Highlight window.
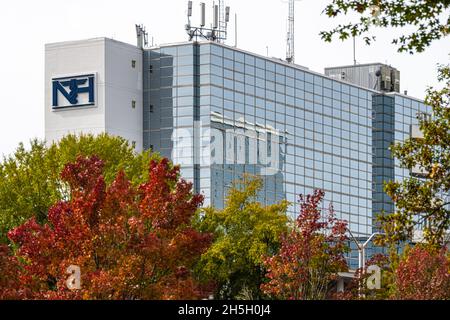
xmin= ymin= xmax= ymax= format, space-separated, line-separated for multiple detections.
xmin=132 ymin=141 xmax=136 ymax=148
xmin=132 ymin=100 xmax=136 ymax=109
xmin=150 ymin=105 xmax=154 ymax=113
xmin=131 ymin=60 xmax=136 ymax=68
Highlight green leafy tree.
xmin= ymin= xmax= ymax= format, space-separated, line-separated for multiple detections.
xmin=321 ymin=0 xmax=450 ymax=53
xmin=0 ymin=133 xmax=158 ymax=243
xmin=193 ymin=176 xmax=289 ymax=300
xmin=380 ymin=65 xmax=450 ymax=246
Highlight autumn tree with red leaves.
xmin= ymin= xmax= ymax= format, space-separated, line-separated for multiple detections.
xmin=0 ymin=244 xmax=27 ymax=299
xmin=394 ymin=245 xmax=450 ymax=300
xmin=261 ymin=190 xmax=349 ymax=300
xmin=335 ymin=246 xmax=450 ymax=300
xmin=1 ymin=156 xmax=212 ymax=300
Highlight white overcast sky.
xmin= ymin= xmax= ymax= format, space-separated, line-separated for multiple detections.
xmin=0 ymin=0 xmax=448 ymax=157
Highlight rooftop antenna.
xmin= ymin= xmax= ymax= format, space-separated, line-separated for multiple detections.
xmin=188 ymin=1 xmax=193 ymax=19
xmin=213 ymin=3 xmax=219 ymax=29
xmin=135 ymin=24 xmax=148 ymax=49
xmin=218 ymin=0 xmax=230 ymax=44
xmin=185 ymin=0 xmax=231 ymax=43
xmin=200 ymin=2 xmax=206 ymax=27
xmin=286 ymin=0 xmax=302 ymax=64
xmin=234 ymin=12 xmax=237 ymax=47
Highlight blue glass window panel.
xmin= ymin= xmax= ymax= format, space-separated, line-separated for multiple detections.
xmin=245 ymin=75 xmax=255 ymax=85
xmin=178 ymin=76 xmax=194 ymax=86
xmin=342 ymin=84 xmax=350 ymax=94
xmin=235 ymin=82 xmax=245 ymax=93
xmin=252 ymin=56 xmax=263 ymax=68
xmin=266 ymin=90 xmax=275 ymax=101
xmin=224 ymin=48 xmax=233 ymax=59
xmin=210 ymin=55 xmax=223 ymax=66
xmin=210 ymin=45 xmax=223 ymax=56
xmin=245 ymin=65 xmax=255 ymax=75
xmin=224 ymin=79 xmax=234 ymax=90
xmin=256 ymin=87 xmax=265 ymax=98
xmin=295 ymin=70 xmax=305 ymax=80
xmin=256 ymin=68 xmax=265 ymax=79
xmin=266 ymin=81 xmax=275 ymax=91
xmin=235 ymin=62 xmax=245 ymax=72
xmin=276 ymin=83 xmax=285 ymax=93
xmin=286 ymin=95 xmax=295 ymax=106
xmin=266 ymin=61 xmax=275 ymax=72
xmin=199 ymin=44 xmax=210 ymax=55
xmin=235 ymin=72 xmax=245 ymax=82
xmin=235 ymin=51 xmax=245 ymax=62
xmin=178 ymin=86 xmax=193 ymax=96
xmin=224 ymin=69 xmax=233 ymax=79
xmin=256 ymin=77 xmax=265 ymax=88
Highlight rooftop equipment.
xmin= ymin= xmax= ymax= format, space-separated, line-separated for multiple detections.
xmin=135 ymin=24 xmax=149 ymax=49
xmin=185 ymin=0 xmax=231 ymax=43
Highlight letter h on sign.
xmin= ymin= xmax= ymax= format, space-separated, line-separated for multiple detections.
xmin=52 ymin=74 xmax=95 ymax=109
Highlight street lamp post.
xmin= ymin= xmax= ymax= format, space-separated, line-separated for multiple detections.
xmin=346 ymin=229 xmax=384 ymax=296
xmin=348 ymin=229 xmax=382 ymax=271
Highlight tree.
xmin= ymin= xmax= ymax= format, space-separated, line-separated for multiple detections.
xmin=0 ymin=244 xmax=26 ymax=300
xmin=321 ymin=0 xmax=450 ymax=54
xmin=261 ymin=190 xmax=349 ymax=300
xmin=334 ymin=253 xmax=397 ymax=300
xmin=380 ymin=65 xmax=450 ymax=246
xmin=193 ymin=176 xmax=289 ymax=300
xmin=0 ymin=156 xmax=212 ymax=300
xmin=0 ymin=133 xmax=157 ymax=243
xmin=337 ymin=245 xmax=450 ymax=300
xmin=394 ymin=245 xmax=450 ymax=299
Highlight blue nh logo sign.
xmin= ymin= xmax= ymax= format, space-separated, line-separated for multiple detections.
xmin=52 ymin=74 xmax=95 ymax=109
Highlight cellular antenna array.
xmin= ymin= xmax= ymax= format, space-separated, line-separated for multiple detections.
xmin=135 ymin=24 xmax=149 ymax=49
xmin=185 ymin=1 xmax=231 ymax=43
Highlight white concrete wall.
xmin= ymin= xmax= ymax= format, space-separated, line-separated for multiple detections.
xmin=45 ymin=37 xmax=143 ymax=152
xmin=45 ymin=38 xmax=106 ymax=142
xmin=105 ymin=39 xmax=143 ymax=152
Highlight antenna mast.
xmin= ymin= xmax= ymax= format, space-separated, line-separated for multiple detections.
xmin=218 ymin=0 xmax=228 ymax=43
xmin=286 ymin=0 xmax=295 ymax=63
xmin=286 ymin=0 xmax=303 ymax=63
xmin=135 ymin=24 xmax=149 ymax=49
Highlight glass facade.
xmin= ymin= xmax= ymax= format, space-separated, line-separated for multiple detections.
xmin=144 ymin=42 xmax=379 ymax=239
xmin=144 ymin=45 xmax=199 ymax=192
xmin=143 ymin=41 xmax=433 ymax=265
xmin=393 ymin=95 xmax=430 ymax=182
xmin=372 ymin=94 xmax=396 ymax=226
xmin=372 ymin=94 xmax=430 ymax=226
xmin=143 ymin=42 xmax=435 ymax=267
